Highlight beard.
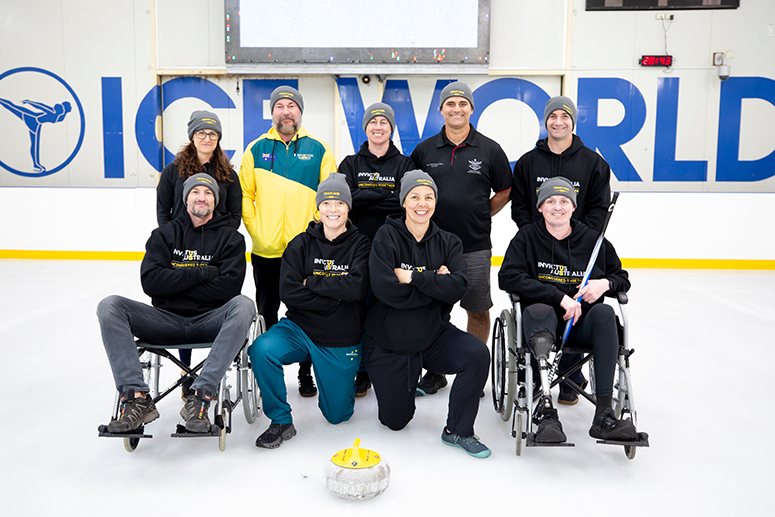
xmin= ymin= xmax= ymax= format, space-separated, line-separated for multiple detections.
xmin=189 ymin=202 xmax=213 ymax=219
xmin=273 ymin=114 xmax=301 ymax=136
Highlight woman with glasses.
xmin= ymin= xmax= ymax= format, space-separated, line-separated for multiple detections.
xmin=157 ymin=110 xmax=241 ymax=229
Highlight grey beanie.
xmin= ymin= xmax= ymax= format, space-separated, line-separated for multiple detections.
xmin=544 ymin=96 xmax=577 ymax=130
xmin=438 ymin=81 xmax=474 ymax=111
xmin=536 ymin=176 xmax=577 ymax=209
xmin=182 ymin=173 xmax=220 ymax=206
xmin=187 ymin=110 xmax=222 ymax=140
xmin=270 ymin=85 xmax=304 ymax=114
xmin=400 ymin=170 xmax=438 ymax=206
xmin=362 ymin=102 xmax=396 ymax=135
xmin=316 ymin=173 xmax=352 ymax=209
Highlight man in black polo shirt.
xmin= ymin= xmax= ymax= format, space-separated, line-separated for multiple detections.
xmin=410 ymin=82 xmax=512 ymax=395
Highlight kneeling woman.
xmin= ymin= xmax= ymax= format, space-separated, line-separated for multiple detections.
xmin=498 ymin=177 xmax=636 ymax=443
xmin=249 ymin=173 xmax=371 ymax=449
xmin=364 ymin=170 xmax=491 ymax=459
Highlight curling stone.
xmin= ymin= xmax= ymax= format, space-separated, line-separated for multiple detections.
xmin=324 ymin=438 xmax=390 ymax=500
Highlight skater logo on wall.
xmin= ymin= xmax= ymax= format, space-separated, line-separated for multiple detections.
xmin=0 ymin=67 xmax=85 ymax=178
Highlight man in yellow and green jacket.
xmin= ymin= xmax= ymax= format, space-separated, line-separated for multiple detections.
xmin=240 ymin=85 xmax=336 ymax=396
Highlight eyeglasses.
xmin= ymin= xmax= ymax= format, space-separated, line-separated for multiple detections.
xmin=194 ymin=130 xmax=219 ymax=141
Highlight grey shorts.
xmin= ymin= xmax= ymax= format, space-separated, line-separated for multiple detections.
xmin=460 ymin=249 xmax=493 ymax=313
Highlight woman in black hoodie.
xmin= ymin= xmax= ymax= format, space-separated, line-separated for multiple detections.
xmin=499 ymin=176 xmax=637 ymax=444
xmin=338 ymin=102 xmax=415 ymax=397
xmin=248 ymin=173 xmax=371 ymax=450
xmin=364 ymin=170 xmax=492 ymax=459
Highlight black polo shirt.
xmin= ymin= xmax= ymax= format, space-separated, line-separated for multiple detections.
xmin=410 ymin=124 xmax=512 ymax=253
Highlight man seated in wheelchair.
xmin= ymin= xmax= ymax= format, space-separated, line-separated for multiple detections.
xmin=248 ymin=174 xmax=371 ymax=449
xmin=498 ymin=177 xmax=637 ymax=443
xmin=97 ymin=173 xmax=256 ymax=434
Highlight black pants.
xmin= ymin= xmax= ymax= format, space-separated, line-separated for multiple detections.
xmin=522 ymin=303 xmax=618 ymax=397
xmin=364 ymin=324 xmax=490 ymax=437
xmin=251 ymin=254 xmax=282 ymax=329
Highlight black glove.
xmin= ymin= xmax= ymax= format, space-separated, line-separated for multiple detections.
xmin=199 ymin=265 xmax=220 ymax=282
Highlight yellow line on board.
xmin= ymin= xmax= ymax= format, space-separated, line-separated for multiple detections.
xmin=619 ymin=258 xmax=775 ymax=270
xmin=1 ymin=251 xmax=773 ymax=270
xmin=0 ymin=250 xmax=145 ymax=261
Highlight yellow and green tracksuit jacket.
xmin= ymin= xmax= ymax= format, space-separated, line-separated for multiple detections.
xmin=240 ymin=126 xmax=336 ymax=258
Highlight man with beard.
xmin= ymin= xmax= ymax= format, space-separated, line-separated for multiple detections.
xmin=97 ymin=173 xmax=255 ymax=434
xmin=240 ymin=85 xmax=336 ymax=397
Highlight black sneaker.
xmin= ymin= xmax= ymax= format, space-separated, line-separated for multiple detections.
xmin=558 ymin=380 xmax=588 ymax=406
xmin=416 ymin=372 xmax=447 ymax=396
xmin=355 ymin=371 xmax=371 ymax=398
xmin=180 ymin=388 xmax=213 ymax=433
xmin=589 ymin=408 xmax=638 ymax=441
xmin=108 ymin=390 xmax=159 ymax=433
xmin=534 ymin=414 xmax=567 ymax=443
xmin=255 ymin=423 xmax=297 ymax=449
xmin=298 ymin=372 xmax=317 ymax=397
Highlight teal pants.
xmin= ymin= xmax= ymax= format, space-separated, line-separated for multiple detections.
xmin=248 ymin=318 xmax=360 ymax=425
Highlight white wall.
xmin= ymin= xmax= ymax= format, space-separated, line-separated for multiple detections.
xmin=0 ymin=0 xmax=773 ymax=262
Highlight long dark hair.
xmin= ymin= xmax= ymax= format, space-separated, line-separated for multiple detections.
xmin=174 ymin=140 xmax=234 ymax=182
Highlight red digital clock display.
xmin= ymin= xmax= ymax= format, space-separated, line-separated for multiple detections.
xmin=640 ymin=55 xmax=673 ymax=67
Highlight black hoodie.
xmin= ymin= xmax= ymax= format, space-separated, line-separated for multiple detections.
xmin=498 ymin=219 xmax=629 ymax=319
xmin=280 ymin=220 xmax=371 ymax=348
xmin=511 ymin=135 xmax=611 ymax=232
xmin=365 ymin=214 xmax=468 ymax=353
xmin=140 ymin=212 xmax=246 ymax=317
xmin=338 ymin=140 xmax=415 ymax=240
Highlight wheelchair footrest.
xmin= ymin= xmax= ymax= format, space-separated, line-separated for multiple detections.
xmin=596 ymin=432 xmax=649 ymax=447
xmin=171 ymin=423 xmax=222 ymax=438
xmin=97 ymin=424 xmax=152 ymax=439
xmin=526 ymin=433 xmax=575 ymax=447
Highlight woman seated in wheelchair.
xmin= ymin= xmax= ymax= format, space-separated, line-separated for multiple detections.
xmin=248 ymin=173 xmax=371 ymax=449
xmin=498 ymin=177 xmax=637 ymax=444
xmin=363 ymin=170 xmax=492 ymax=459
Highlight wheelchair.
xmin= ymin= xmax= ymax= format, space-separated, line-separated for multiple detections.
xmin=98 ymin=316 xmax=265 ymax=452
xmin=491 ymin=293 xmax=648 ymax=459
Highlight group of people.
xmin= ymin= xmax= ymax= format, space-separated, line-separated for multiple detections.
xmin=97 ymin=81 xmax=637 ymax=459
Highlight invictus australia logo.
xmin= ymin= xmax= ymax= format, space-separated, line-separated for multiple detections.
xmin=400 ymin=263 xmax=430 ymax=273
xmin=0 ymin=67 xmax=85 ymax=178
xmin=313 ymin=257 xmax=350 ymax=277
xmin=173 ymin=248 xmax=213 ymax=262
xmin=358 ymin=171 xmax=395 ymax=182
xmin=536 ymin=261 xmax=584 ymax=285
xmin=467 ymin=159 xmax=482 ymax=174
xmin=357 ymin=171 xmax=396 ymax=187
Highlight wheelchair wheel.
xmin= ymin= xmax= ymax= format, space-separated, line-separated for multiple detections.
xmin=491 ymin=309 xmax=516 ymax=422
xmin=241 ymin=354 xmax=260 ymax=424
xmin=515 ymin=413 xmax=523 ymax=456
xmin=241 ymin=315 xmax=264 ymax=424
xmin=124 ymin=437 xmax=139 ymax=453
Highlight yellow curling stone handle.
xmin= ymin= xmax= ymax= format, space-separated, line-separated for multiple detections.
xmin=330 ymin=438 xmax=382 ymax=469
